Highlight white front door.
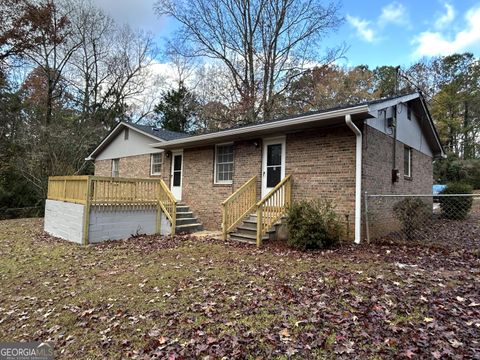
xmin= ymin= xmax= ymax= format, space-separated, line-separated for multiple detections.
xmin=261 ymin=137 xmax=286 ymax=198
xmin=170 ymin=150 xmax=183 ymax=201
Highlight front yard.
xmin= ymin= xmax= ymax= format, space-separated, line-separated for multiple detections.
xmin=0 ymin=218 xmax=479 ymax=358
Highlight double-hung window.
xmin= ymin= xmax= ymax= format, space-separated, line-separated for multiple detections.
xmin=404 ymin=146 xmax=412 ymax=178
xmin=215 ymin=144 xmax=234 ymax=184
xmin=151 ymin=153 xmax=163 ymax=175
xmin=112 ymin=159 xmax=119 ymax=177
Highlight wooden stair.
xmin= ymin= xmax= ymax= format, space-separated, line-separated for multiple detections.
xmin=228 ymin=213 xmax=273 ymax=244
xmin=175 ymin=203 xmax=203 ymax=234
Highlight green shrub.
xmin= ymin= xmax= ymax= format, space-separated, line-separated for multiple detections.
xmin=439 ymin=182 xmax=473 ymax=220
xmin=434 ymin=154 xmax=480 ymax=189
xmin=393 ymin=198 xmax=431 ymax=241
xmin=285 ymin=199 xmax=343 ymax=250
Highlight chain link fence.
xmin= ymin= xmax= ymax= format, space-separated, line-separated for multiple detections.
xmin=365 ymin=193 xmax=480 ymax=247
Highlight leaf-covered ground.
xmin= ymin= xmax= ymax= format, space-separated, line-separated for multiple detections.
xmin=0 ymin=218 xmax=479 ymax=359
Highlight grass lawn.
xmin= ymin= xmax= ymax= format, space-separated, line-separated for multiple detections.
xmin=0 ymin=218 xmax=479 ymax=359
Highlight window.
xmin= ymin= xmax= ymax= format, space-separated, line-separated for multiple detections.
xmin=124 ymin=128 xmax=129 ymax=140
xmin=404 ymin=146 xmax=412 ymax=178
xmin=112 ymin=159 xmax=119 ymax=177
xmin=215 ymin=143 xmax=234 ymax=184
xmin=151 ymin=153 xmax=163 ymax=175
xmin=407 ymin=104 xmax=412 ymax=120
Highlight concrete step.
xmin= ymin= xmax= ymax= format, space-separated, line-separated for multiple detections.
xmin=176 ymin=205 xmax=190 ymax=212
xmin=229 ymin=232 xmax=268 ymax=243
xmin=176 ymin=211 xmax=194 ymax=219
xmin=176 ymin=223 xmax=204 ymax=234
xmin=229 ymin=234 xmax=256 ymax=244
xmin=235 ymin=226 xmax=257 ymax=236
xmin=239 ymin=221 xmax=257 ymax=230
xmin=176 ymin=217 xmax=199 ymax=226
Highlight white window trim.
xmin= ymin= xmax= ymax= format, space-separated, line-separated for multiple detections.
xmin=150 ymin=152 xmax=163 ymax=176
xmin=404 ymin=146 xmax=412 ymax=178
xmin=261 ymin=136 xmax=286 ymax=198
xmin=214 ymin=142 xmax=234 ymax=185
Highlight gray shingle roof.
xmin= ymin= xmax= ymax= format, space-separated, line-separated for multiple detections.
xmin=128 ymin=122 xmax=190 ymax=141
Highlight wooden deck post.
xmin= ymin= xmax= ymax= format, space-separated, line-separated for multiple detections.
xmin=222 ymin=204 xmax=227 ymax=240
xmin=256 ymin=206 xmax=262 ymax=247
xmin=156 ymin=181 xmax=161 ymax=235
xmin=82 ymin=176 xmax=93 ymax=246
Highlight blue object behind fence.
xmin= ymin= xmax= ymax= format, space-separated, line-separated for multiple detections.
xmin=433 ymin=184 xmax=447 ymax=195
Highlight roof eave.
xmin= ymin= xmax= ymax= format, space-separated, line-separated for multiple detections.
xmin=418 ymin=96 xmax=445 ymax=158
xmin=368 ymin=92 xmax=445 ymax=159
xmin=153 ymin=104 xmax=370 ymax=150
xmin=86 ymin=121 xmax=164 ymax=160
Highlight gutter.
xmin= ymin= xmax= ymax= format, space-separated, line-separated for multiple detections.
xmin=153 ymin=105 xmax=370 ymax=149
xmin=345 ymin=114 xmax=362 ymax=245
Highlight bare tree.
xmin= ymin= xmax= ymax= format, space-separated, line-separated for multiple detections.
xmin=64 ymin=0 xmax=115 ymax=117
xmin=65 ymin=0 xmax=158 ymax=127
xmin=155 ymin=0 xmax=344 ymax=122
xmin=20 ymin=0 xmax=81 ymax=126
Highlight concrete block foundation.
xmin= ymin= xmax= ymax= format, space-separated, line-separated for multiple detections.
xmin=44 ymin=199 xmax=172 ymax=244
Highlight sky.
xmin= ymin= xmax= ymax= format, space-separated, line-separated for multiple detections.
xmin=92 ymin=0 xmax=480 ymax=68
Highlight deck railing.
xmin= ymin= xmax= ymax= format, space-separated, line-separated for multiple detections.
xmin=158 ymin=179 xmax=177 ymax=235
xmin=47 ymin=176 xmax=177 ymax=235
xmin=221 ymin=175 xmax=257 ymax=240
xmin=48 ymin=176 xmax=90 ymax=204
xmin=90 ymin=177 xmax=161 ymax=207
xmin=256 ymin=175 xmax=292 ymax=247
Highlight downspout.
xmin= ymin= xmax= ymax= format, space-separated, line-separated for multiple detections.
xmin=345 ymin=114 xmax=362 ymax=244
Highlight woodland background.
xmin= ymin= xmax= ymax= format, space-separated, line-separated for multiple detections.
xmin=0 ymin=0 xmax=479 ymax=218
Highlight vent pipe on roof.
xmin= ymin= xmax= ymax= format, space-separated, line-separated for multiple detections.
xmin=345 ymin=114 xmax=362 ymax=244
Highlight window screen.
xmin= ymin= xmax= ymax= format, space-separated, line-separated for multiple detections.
xmin=215 ymin=144 xmax=234 ymax=183
xmin=151 ymin=153 xmax=163 ymax=175
xmin=112 ymin=159 xmax=119 ymax=177
xmin=404 ymin=146 xmax=412 ymax=177
xmin=172 ymin=154 xmax=182 ymax=186
xmin=266 ymin=144 xmax=282 ymax=187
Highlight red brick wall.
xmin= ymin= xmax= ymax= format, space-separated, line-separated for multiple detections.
xmin=94 ymin=159 xmax=111 ymax=177
xmin=94 ymin=154 xmax=164 ymax=179
xmin=286 ymin=127 xmax=356 ymax=215
xmin=182 ymin=147 xmax=233 ymax=229
xmin=232 ymin=140 xmax=262 ymax=195
xmin=362 ymin=125 xmax=433 ymax=240
xmin=170 ymin=126 xmax=357 ymax=232
xmin=362 ymin=125 xmax=433 ymax=195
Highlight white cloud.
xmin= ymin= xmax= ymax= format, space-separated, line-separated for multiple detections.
xmin=434 ymin=2 xmax=455 ymax=29
xmin=91 ymin=0 xmax=167 ymax=34
xmin=346 ymin=15 xmax=376 ymax=43
xmin=347 ymin=2 xmax=409 ymax=43
xmin=412 ymin=6 xmax=480 ymax=57
xmin=379 ymin=2 xmax=409 ymax=27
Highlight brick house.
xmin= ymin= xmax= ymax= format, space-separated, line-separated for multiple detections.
xmin=87 ymin=92 xmax=444 ymax=244
xmin=87 ymin=121 xmax=189 ymax=178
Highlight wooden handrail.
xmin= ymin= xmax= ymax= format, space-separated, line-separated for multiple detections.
xmin=158 ymin=179 xmax=177 ymax=235
xmin=256 ymin=175 xmax=292 ymax=247
xmin=221 ymin=175 xmax=257 ymax=240
xmin=222 ymin=175 xmax=256 ymax=205
xmin=256 ymin=175 xmax=292 ymax=207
